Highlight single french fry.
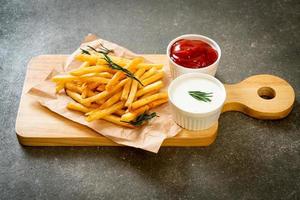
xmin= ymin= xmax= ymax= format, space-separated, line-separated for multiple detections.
xmin=75 ymin=54 xmax=98 ymax=65
xmin=136 ymin=81 xmax=163 ymax=98
xmin=96 ymin=58 xmax=108 ymax=65
xmin=81 ymin=91 xmax=107 ymax=106
xmin=97 ymin=86 xmax=123 ymax=105
xmin=81 ymin=79 xmax=128 ymax=106
xmin=139 ymin=89 xmax=160 ymax=99
xmin=52 ymin=75 xmax=78 ymax=82
xmin=66 ymin=90 xmax=83 ymax=103
xmin=141 ymin=70 xmax=164 ymax=87
xmin=80 ymin=77 xmax=110 ymax=84
xmin=125 ymin=68 xmax=146 ymax=107
xmin=70 ymin=65 xmax=111 ymax=76
xmin=103 ymin=115 xmax=135 ymax=128
xmin=96 ymin=55 xmax=130 ymax=67
xmin=109 ymin=56 xmax=131 ymax=67
xmin=137 ymin=63 xmax=163 ymax=70
xmin=114 ymin=109 xmax=126 ymax=116
xmin=100 ymin=92 xmax=122 ymax=109
xmin=105 ymin=71 xmax=124 ymax=92
xmin=65 ymin=82 xmax=83 ymax=94
xmin=148 ymin=98 xmax=168 ymax=108
xmin=96 ymin=72 xmax=113 ymax=78
xmin=121 ymin=79 xmax=132 ymax=101
xmin=131 ymin=92 xmax=168 ymax=110
xmin=105 ymin=57 xmax=144 ymax=91
xmin=140 ymin=67 xmax=157 ymax=80
xmin=79 ymin=61 xmax=90 ymax=68
xmin=82 ymin=72 xmax=113 ymax=79
xmin=107 ymin=77 xmax=129 ymax=94
xmin=85 ymin=101 xmax=124 ymax=122
xmin=81 ymin=85 xmax=88 ymax=98
xmin=126 ymin=98 xmax=167 ymax=120
xmin=125 ymin=81 xmax=138 ymax=107
xmin=121 ymin=105 xmax=150 ymax=122
xmin=67 ymin=102 xmax=92 ymax=113
xmin=55 ymin=82 xmax=65 ymax=93
xmin=58 ymin=76 xmax=107 ymax=87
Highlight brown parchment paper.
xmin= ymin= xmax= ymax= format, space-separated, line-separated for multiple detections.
xmin=28 ymin=34 xmax=181 ymax=153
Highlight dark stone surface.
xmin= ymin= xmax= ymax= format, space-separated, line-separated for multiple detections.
xmin=0 ymin=0 xmax=299 ymax=199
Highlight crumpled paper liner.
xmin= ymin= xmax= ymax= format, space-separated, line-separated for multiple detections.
xmin=28 ymin=34 xmax=181 ymax=153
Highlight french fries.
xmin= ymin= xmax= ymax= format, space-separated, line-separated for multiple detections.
xmin=137 ymin=63 xmax=163 ymax=70
xmin=100 ymin=92 xmax=122 ymax=109
xmin=52 ymin=48 xmax=168 ymax=128
xmin=75 ymin=54 xmax=98 ymax=65
xmin=67 ymin=102 xmax=92 ymax=113
xmin=131 ymin=92 xmax=168 ymax=110
xmin=140 ymin=67 xmax=157 ymax=80
xmin=114 ymin=109 xmax=126 ymax=116
xmin=103 ymin=115 xmax=134 ymax=128
xmin=86 ymin=101 xmax=124 ymax=122
xmin=105 ymin=57 xmax=143 ymax=92
xmin=121 ymin=79 xmax=132 ymax=101
xmin=141 ymin=70 xmax=164 ymax=87
xmin=70 ymin=65 xmax=112 ymax=76
xmin=66 ymin=90 xmax=83 ymax=103
xmin=56 ymin=82 xmax=65 ymax=93
xmin=121 ymin=105 xmax=150 ymax=122
xmin=65 ymin=82 xmax=83 ymax=93
xmin=125 ymin=68 xmax=145 ymax=107
xmin=136 ymin=81 xmax=163 ymax=98
xmin=96 ymin=84 xmax=106 ymax=92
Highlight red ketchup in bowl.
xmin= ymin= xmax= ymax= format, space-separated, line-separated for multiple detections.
xmin=170 ymin=39 xmax=218 ymax=68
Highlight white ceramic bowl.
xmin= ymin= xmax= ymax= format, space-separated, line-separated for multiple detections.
xmin=168 ymin=73 xmax=226 ymax=131
xmin=167 ymin=34 xmax=221 ymax=79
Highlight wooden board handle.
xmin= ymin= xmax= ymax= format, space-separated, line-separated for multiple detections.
xmin=223 ymin=74 xmax=295 ymax=119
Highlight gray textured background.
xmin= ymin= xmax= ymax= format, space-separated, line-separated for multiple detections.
xmin=1 ymin=0 xmax=300 ymax=199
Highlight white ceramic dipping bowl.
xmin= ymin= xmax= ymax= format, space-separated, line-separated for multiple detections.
xmin=167 ymin=34 xmax=221 ymax=79
xmin=168 ymin=73 xmax=226 ymax=131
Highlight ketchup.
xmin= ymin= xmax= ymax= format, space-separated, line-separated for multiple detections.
xmin=170 ymin=39 xmax=218 ymax=68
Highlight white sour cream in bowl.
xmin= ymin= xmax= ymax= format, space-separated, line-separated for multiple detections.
xmin=168 ymin=73 xmax=226 ymax=131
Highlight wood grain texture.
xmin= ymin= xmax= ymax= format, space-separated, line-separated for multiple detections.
xmin=223 ymin=74 xmax=295 ymax=119
xmin=15 ymin=55 xmax=294 ymax=147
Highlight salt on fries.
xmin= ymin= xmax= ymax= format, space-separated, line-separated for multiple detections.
xmin=52 ymin=45 xmax=167 ymax=128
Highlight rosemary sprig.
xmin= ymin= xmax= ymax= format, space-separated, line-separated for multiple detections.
xmin=102 ymin=53 xmax=144 ymax=86
xmin=122 ymin=112 xmax=158 ymax=127
xmin=80 ymin=48 xmax=91 ymax=55
xmin=188 ymin=91 xmax=213 ymax=102
xmin=85 ymin=45 xmax=143 ymax=86
xmin=99 ymin=43 xmax=114 ymax=53
xmin=87 ymin=45 xmax=112 ymax=55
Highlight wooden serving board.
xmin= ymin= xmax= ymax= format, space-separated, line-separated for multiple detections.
xmin=15 ymin=55 xmax=295 ymax=147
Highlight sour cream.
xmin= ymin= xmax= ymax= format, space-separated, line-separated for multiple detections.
xmin=168 ymin=73 xmax=226 ymax=130
xmin=170 ymin=77 xmax=225 ymax=113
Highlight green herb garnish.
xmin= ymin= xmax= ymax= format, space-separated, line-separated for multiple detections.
xmin=80 ymin=48 xmax=91 ymax=55
xmin=84 ymin=44 xmax=143 ymax=86
xmin=188 ymin=91 xmax=213 ymax=102
xmin=87 ymin=44 xmax=113 ymax=55
xmin=102 ymin=53 xmax=144 ymax=86
xmin=122 ymin=112 xmax=158 ymax=127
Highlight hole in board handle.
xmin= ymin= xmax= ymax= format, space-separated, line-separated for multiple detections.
xmin=257 ymin=87 xmax=276 ymax=100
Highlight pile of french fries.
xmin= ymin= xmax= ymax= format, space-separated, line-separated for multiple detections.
xmin=52 ymin=48 xmax=168 ymax=128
